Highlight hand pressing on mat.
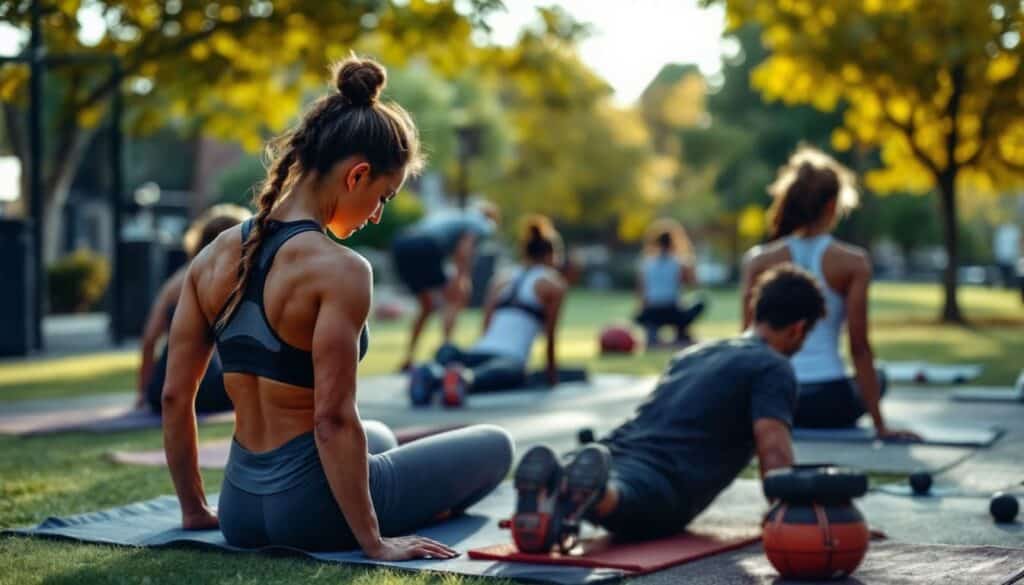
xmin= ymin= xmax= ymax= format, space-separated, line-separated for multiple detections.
xmin=366 ymin=535 xmax=459 ymax=561
xmin=182 ymin=505 xmax=219 ymax=531
xmin=876 ymin=426 xmax=923 ymax=443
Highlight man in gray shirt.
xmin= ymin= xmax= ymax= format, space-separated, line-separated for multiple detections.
xmin=392 ymin=202 xmax=500 ymax=371
xmin=512 ymin=265 xmax=826 ymax=549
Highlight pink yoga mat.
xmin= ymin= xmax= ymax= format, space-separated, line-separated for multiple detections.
xmin=468 ymin=529 xmax=761 ymax=574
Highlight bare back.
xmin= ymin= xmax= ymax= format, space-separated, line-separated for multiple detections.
xmin=181 ymin=224 xmax=371 ymax=452
xmin=742 ymin=237 xmax=870 ymax=329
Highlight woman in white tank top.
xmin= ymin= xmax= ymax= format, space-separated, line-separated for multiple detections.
xmin=407 ymin=216 xmax=569 ymax=406
xmin=634 ymin=218 xmax=706 ymax=348
xmin=741 ymin=147 xmax=919 ymax=441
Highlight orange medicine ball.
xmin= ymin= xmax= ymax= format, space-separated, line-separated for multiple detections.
xmin=762 ymin=500 xmax=870 ymax=580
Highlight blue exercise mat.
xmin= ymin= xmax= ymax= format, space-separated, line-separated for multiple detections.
xmin=5 ymin=484 xmax=621 ymax=585
xmin=792 ymin=423 xmax=1003 ymax=448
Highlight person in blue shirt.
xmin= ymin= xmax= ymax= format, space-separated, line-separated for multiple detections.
xmin=391 ymin=201 xmax=500 ymax=371
xmin=634 ymin=218 xmax=705 ymax=348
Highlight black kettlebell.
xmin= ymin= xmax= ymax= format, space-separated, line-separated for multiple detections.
xmin=990 ymin=492 xmax=1019 ymax=523
xmin=909 ymin=472 xmax=933 ymax=496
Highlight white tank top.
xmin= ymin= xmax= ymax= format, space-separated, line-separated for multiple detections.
xmin=786 ymin=235 xmax=847 ymax=383
xmin=641 ymin=254 xmax=682 ymax=306
xmin=472 ymin=266 xmax=552 ymax=364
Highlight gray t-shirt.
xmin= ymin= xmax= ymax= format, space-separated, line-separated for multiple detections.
xmin=411 ymin=209 xmax=495 ymax=256
xmin=602 ymin=334 xmax=797 ymax=523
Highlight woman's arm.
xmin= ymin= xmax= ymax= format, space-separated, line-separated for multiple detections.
xmin=540 ymin=276 xmax=567 ymax=385
xmin=162 ymin=265 xmax=217 ymax=530
xmin=479 ymin=273 xmax=506 ymax=334
xmin=634 ymin=263 xmax=645 ymax=311
xmin=312 ymin=256 xmax=454 ymax=561
xmin=681 ymin=260 xmax=698 ymax=288
xmin=137 ymin=270 xmax=185 ymax=408
xmin=739 ymin=249 xmax=762 ymax=330
xmin=845 ymin=254 xmax=920 ymax=441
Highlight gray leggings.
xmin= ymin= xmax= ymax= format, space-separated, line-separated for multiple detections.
xmin=218 ymin=422 xmax=514 ymax=551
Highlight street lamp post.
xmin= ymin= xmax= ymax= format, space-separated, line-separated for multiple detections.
xmin=455 ymin=123 xmax=482 ymax=209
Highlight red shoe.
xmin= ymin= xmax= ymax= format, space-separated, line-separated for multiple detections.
xmin=442 ymin=364 xmax=470 ymax=408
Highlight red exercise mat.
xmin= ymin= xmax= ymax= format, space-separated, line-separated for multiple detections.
xmin=468 ymin=529 xmax=761 ymax=574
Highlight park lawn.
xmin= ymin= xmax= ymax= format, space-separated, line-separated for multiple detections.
xmin=2 ymin=282 xmax=1019 ymax=403
xmin=0 ymin=283 xmax=1019 ymax=583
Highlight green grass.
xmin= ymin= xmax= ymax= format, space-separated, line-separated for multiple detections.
xmin=0 ymin=283 xmax=1020 ymax=583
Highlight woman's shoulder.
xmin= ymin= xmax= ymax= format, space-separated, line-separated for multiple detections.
xmin=743 ymin=240 xmax=789 ymax=267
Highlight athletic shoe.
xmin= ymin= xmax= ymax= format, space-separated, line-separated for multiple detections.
xmin=441 ymin=364 xmax=470 ymax=408
xmin=408 ymin=364 xmax=437 ymax=407
xmin=512 ymin=445 xmax=564 ymax=553
xmin=560 ymin=443 xmax=612 ymax=527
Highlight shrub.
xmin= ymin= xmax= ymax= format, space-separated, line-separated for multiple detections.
xmin=48 ymin=249 xmax=111 ymax=314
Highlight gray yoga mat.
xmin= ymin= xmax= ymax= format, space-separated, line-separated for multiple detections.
xmin=952 ymin=386 xmax=1024 ymax=404
xmin=793 ymin=441 xmax=974 ymax=475
xmin=3 ymin=484 xmax=620 ymax=585
xmin=792 ymin=423 xmax=1004 ymax=448
xmin=882 ymin=361 xmax=983 ymax=385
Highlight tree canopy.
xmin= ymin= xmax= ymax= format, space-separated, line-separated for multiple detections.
xmin=703 ymin=0 xmax=1024 ymax=321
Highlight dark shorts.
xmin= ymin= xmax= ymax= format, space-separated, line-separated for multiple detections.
xmin=794 ymin=370 xmax=888 ymax=429
xmin=596 ymin=455 xmax=684 ymax=540
xmin=392 ymin=234 xmax=447 ymax=294
xmin=634 ymin=299 xmax=706 ymax=329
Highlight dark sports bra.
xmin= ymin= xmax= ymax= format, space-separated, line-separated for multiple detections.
xmin=215 ymin=219 xmax=369 ymax=389
xmin=494 ymin=267 xmax=546 ymax=323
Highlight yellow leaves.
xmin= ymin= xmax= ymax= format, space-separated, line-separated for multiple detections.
xmin=997 ymin=121 xmax=1024 ymax=167
xmin=832 ymin=128 xmax=854 ymax=151
xmin=190 ymin=42 xmax=210 ymax=61
xmin=763 ymin=25 xmax=791 ymax=49
xmin=210 ymin=32 xmax=242 ymax=58
xmin=0 ymin=66 xmax=28 ymax=102
xmin=738 ymin=204 xmax=767 ymax=241
xmin=863 ymin=0 xmax=885 ymax=14
xmin=283 ymin=28 xmax=312 ymax=52
xmin=841 ymin=64 xmax=863 ymax=84
xmin=987 ymin=53 xmax=1019 ymax=83
xmin=220 ymin=5 xmax=243 ymax=23
xmin=885 ymin=96 xmax=913 ymax=124
xmin=77 ymin=103 xmax=105 ymax=128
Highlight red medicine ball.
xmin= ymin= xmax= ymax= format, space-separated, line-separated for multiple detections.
xmin=762 ymin=500 xmax=869 ymax=580
xmin=599 ymin=326 xmax=636 ymax=354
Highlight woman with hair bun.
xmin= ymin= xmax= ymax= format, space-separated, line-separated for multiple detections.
xmin=408 ymin=215 xmax=569 ymax=405
xmin=634 ymin=218 xmax=706 ymax=348
xmin=161 ymin=56 xmax=512 ymax=559
xmin=741 ymin=146 xmax=918 ymax=440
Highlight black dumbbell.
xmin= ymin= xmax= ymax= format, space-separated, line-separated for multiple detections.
xmin=909 ymin=472 xmax=933 ymax=496
xmin=990 ymin=492 xmax=1019 ymax=523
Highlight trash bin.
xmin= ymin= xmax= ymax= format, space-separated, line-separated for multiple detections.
xmin=0 ymin=219 xmax=36 ymax=356
xmin=117 ymin=239 xmax=168 ymax=338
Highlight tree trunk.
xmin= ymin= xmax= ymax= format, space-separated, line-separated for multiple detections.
xmin=41 ymin=126 xmax=94 ymax=264
xmin=936 ymin=173 xmax=964 ymax=323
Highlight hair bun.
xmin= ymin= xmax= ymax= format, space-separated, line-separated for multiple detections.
xmin=522 ymin=215 xmax=551 ymax=241
xmin=333 ymin=57 xmax=386 ymax=107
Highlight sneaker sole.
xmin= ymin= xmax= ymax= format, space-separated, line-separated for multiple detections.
xmin=442 ymin=368 xmax=466 ymax=407
xmin=562 ymin=444 xmax=611 ymax=524
xmin=512 ymin=446 xmax=561 ymax=553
